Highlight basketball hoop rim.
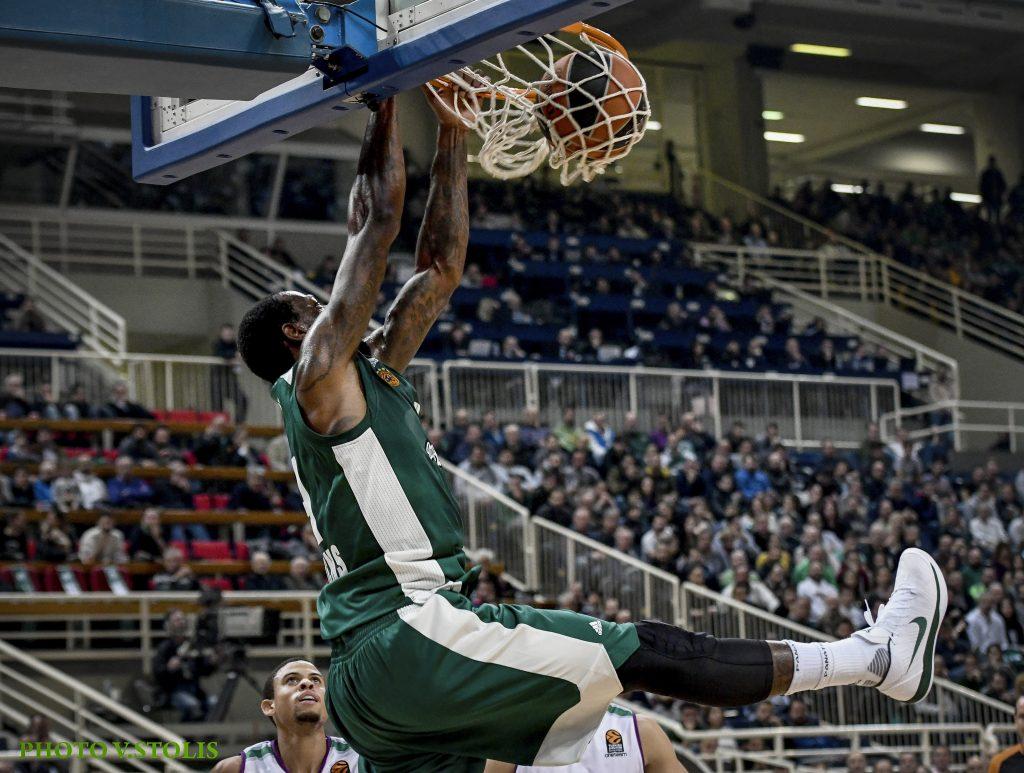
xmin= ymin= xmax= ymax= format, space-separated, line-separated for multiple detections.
xmin=428 ymin=22 xmax=632 ymax=104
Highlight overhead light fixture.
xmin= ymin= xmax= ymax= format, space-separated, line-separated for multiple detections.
xmin=647 ymin=120 xmax=663 ymax=131
xmin=831 ymin=183 xmax=863 ymax=194
xmin=856 ymin=97 xmax=907 ymax=110
xmin=762 ymin=110 xmax=784 ymax=121
xmin=763 ymin=131 xmax=805 ymax=143
xmin=920 ymin=123 xmax=965 ymax=135
xmin=789 ymin=43 xmax=851 ymax=57
xmin=950 ymin=192 xmax=981 ymax=204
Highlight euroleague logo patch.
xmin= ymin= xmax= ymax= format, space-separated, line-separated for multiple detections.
xmin=604 ymin=728 xmax=625 ymax=757
xmin=330 ymin=762 xmax=350 ymax=773
xmin=376 ymin=367 xmax=400 ymax=388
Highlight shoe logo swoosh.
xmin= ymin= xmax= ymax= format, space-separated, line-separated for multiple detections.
xmin=910 ymin=566 xmax=944 ymax=703
xmin=909 ymin=616 xmax=928 ymax=663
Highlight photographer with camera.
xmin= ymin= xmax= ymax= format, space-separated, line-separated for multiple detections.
xmin=152 ymin=608 xmax=217 ymax=721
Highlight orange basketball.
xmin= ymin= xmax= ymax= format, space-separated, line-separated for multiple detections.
xmin=537 ymin=49 xmax=648 ymax=160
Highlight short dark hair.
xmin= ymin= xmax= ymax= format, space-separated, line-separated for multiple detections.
xmin=237 ymin=294 xmax=299 ymax=383
xmin=261 ymin=657 xmax=308 ymax=725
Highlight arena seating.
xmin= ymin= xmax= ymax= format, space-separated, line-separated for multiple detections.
xmin=782 ymin=179 xmax=1024 ymax=317
xmin=0 ymin=291 xmax=77 ymax=350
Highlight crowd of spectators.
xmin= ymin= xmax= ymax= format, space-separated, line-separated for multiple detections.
xmin=779 ymin=157 xmax=1024 ymax=317
xmin=0 ymin=372 xmax=317 ymax=591
xmin=440 ymin=403 xmax=1024 ymax=725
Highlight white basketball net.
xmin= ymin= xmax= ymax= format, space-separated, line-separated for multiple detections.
xmin=426 ymin=24 xmax=650 ymax=185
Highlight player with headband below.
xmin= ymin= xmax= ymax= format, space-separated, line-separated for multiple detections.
xmin=235 ymin=84 xmax=948 ymax=772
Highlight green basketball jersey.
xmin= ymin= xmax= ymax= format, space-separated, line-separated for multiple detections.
xmin=271 ymin=344 xmax=473 ymax=640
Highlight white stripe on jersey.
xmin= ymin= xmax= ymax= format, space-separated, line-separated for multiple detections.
xmin=332 ymin=428 xmax=460 ymax=604
xmin=514 ymin=706 xmax=644 ymax=773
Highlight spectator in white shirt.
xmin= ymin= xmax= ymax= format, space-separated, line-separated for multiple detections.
xmin=78 ymin=512 xmax=127 ymax=564
xmin=583 ymin=412 xmax=614 ymax=466
xmin=965 ymin=591 xmax=1009 ymax=654
xmin=72 ymin=456 xmax=108 ymax=509
xmin=969 ymin=502 xmax=1008 ymax=551
xmin=796 ymin=561 xmax=838 ymax=623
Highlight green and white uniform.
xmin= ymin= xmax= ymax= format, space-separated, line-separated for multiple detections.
xmin=272 ymin=346 xmax=640 ymax=772
xmin=240 ymin=736 xmax=360 ymax=772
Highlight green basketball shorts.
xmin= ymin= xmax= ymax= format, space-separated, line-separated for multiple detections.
xmin=326 ymin=591 xmax=641 ymax=772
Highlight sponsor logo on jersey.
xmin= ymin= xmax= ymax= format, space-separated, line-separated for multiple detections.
xmin=330 ymin=762 xmax=350 ymax=773
xmin=425 ymin=441 xmax=439 ymax=465
xmin=376 ymin=367 xmax=400 ymax=388
xmin=605 ymin=729 xmax=625 ymax=757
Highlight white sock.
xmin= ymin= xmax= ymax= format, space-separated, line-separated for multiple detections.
xmin=782 ymin=637 xmax=887 ymax=694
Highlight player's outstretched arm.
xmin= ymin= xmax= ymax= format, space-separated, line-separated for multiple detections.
xmin=211 ymin=755 xmax=242 ymax=773
xmin=365 ymin=85 xmax=469 ymax=372
xmin=636 ymin=715 xmax=685 ymax=772
xmin=294 ymin=97 xmax=405 ymax=431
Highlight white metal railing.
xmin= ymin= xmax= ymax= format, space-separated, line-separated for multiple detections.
xmin=443 ymin=359 xmax=900 ymax=450
xmin=624 ymin=697 xmax=991 ymax=770
xmin=986 ymin=724 xmax=1017 ymax=757
xmin=693 ymin=168 xmax=1024 ymax=362
xmin=691 ymin=245 xmax=960 ymax=386
xmin=0 ymin=347 xmax=440 ymax=428
xmin=0 ymin=233 xmax=125 ymax=356
xmin=879 ymin=399 xmax=1024 ymax=452
xmin=0 ymin=205 xmax=345 ymax=279
xmin=684 ymin=724 xmax=986 ymax=770
xmin=216 ymin=231 xmax=328 ymax=301
xmin=441 ymin=456 xmax=536 ymax=590
xmin=680 ymin=582 xmax=1014 ymax=730
xmin=532 ymin=516 xmax=679 ymax=623
xmin=0 ymin=590 xmax=326 ymax=669
xmin=0 ymin=638 xmax=190 ymax=773
xmin=1 ymin=347 xmax=893 ymax=440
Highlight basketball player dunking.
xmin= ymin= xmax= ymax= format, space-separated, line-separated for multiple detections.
xmin=213 ymin=658 xmax=361 ymax=773
xmin=236 ymin=88 xmax=948 ymax=772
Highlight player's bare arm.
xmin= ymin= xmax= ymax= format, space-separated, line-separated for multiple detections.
xmin=364 ymin=85 xmax=470 ymax=372
xmin=636 ymin=715 xmax=685 ymax=772
xmin=292 ymin=97 xmax=406 ymax=434
xmin=211 ymin=756 xmax=242 ymax=773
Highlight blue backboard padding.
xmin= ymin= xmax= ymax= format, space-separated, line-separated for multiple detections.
xmin=131 ymin=0 xmax=637 ymax=184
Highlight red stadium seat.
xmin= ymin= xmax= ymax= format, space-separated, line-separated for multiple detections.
xmin=89 ymin=566 xmax=130 ymax=592
xmin=213 ymin=494 xmax=230 ymax=510
xmin=168 ymin=410 xmax=200 ymax=422
xmin=40 ymin=566 xmax=60 ymax=592
xmin=197 ymin=411 xmax=230 ymax=423
xmin=102 ymin=449 xmax=119 ymax=461
xmin=234 ymin=543 xmax=250 ymax=560
xmin=191 ymin=541 xmax=232 ymax=560
xmin=26 ymin=539 xmax=36 ymax=560
xmin=192 ymin=494 xmax=212 ymax=510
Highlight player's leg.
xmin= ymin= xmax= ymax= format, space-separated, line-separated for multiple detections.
xmin=617 ymin=548 xmax=947 ymax=706
xmin=327 ymin=590 xmax=639 ymax=769
xmin=327 ymin=548 xmax=945 ymax=770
